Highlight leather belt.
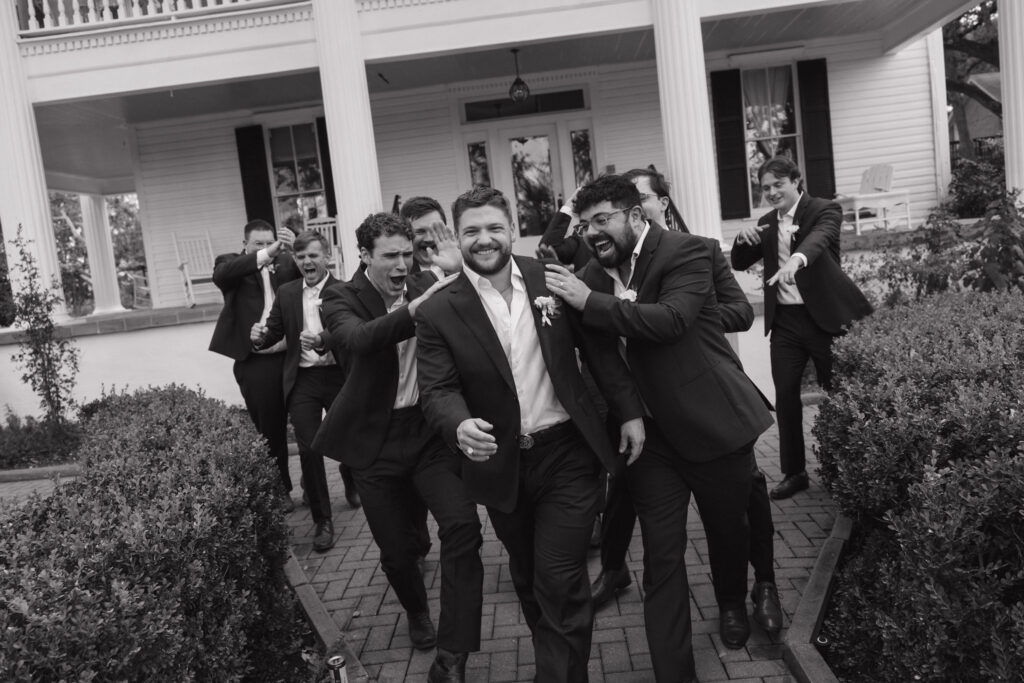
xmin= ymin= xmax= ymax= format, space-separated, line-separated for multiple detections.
xmin=518 ymin=420 xmax=576 ymax=450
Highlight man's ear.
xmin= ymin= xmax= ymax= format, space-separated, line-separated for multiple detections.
xmin=359 ymin=247 xmax=371 ymax=266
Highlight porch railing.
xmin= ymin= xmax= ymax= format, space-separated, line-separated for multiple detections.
xmin=14 ymin=0 xmax=306 ymax=36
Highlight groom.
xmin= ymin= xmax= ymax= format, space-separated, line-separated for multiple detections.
xmin=415 ymin=187 xmax=645 ymax=683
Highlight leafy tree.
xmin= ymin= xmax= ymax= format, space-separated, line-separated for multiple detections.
xmin=944 ymin=1 xmax=1000 ymax=161
xmin=7 ymin=225 xmax=80 ymax=423
xmin=50 ymin=191 xmax=93 ymax=316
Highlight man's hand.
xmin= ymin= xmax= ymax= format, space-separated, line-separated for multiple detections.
xmin=619 ymin=418 xmax=646 ymax=466
xmin=267 ymin=227 xmax=296 ymax=258
xmin=735 ymin=224 xmax=766 ymax=246
xmin=767 ymin=256 xmax=801 ymax=287
xmin=409 ymin=273 xmax=459 ymax=318
xmin=544 ymin=263 xmax=591 ymax=311
xmin=426 ymin=222 xmax=463 ymax=274
xmin=457 ymin=418 xmax=497 ymax=461
xmin=250 ymin=322 xmax=268 ymax=345
xmin=299 ymin=330 xmax=321 ymax=351
xmin=535 ymin=243 xmax=559 ymax=260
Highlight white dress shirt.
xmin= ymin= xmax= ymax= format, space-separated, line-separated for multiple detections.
xmin=388 ymin=289 xmax=420 ymax=409
xmin=464 ymin=260 xmax=570 ymax=435
xmin=775 ymin=199 xmax=805 ymax=305
xmin=299 ymin=276 xmax=334 ymax=368
xmin=254 ymin=248 xmax=286 ymax=354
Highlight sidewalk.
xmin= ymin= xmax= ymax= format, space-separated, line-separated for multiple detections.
xmin=286 ymin=406 xmax=833 ymax=682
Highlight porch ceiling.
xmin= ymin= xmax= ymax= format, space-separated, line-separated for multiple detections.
xmin=34 ymin=0 xmax=974 ymax=192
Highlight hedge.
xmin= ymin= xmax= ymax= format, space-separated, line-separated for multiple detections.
xmin=814 ymin=292 xmax=1024 ymax=682
xmin=0 ymin=385 xmax=298 ymax=682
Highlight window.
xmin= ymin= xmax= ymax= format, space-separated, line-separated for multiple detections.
xmin=268 ymin=123 xmax=327 ymax=234
xmin=742 ymin=66 xmax=800 ymax=211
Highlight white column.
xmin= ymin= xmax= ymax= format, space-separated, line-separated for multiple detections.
xmin=80 ymin=194 xmax=125 ymax=314
xmin=310 ymin=0 xmax=382 ymax=279
xmin=0 ymin=1 xmax=64 ymax=317
xmin=651 ymin=0 xmax=722 ymax=242
xmin=1000 ymin=0 xmax=1024 ymax=198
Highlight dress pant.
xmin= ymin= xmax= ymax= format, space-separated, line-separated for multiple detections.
xmin=351 ymin=405 xmax=483 ymax=653
xmin=627 ymin=420 xmax=752 ymax=683
xmin=486 ymin=426 xmax=601 ymax=683
xmin=288 ymin=364 xmax=344 ymax=525
xmin=233 ymin=352 xmax=291 ymax=491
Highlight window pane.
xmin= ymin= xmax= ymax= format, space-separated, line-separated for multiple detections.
xmin=742 ymin=66 xmax=794 ymax=140
xmin=570 ymin=129 xmax=594 ymax=187
xmin=293 ymin=124 xmax=322 ymax=192
xmin=468 ymin=142 xmax=491 ymax=188
xmin=509 ymin=135 xmax=554 ymax=237
xmin=277 ymin=196 xmax=302 ymax=235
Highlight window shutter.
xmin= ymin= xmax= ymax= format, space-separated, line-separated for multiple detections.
xmin=234 ymin=125 xmax=275 ymax=224
xmin=710 ymin=69 xmax=750 ymax=220
xmin=315 ymin=117 xmax=337 ymax=218
xmin=797 ymin=59 xmax=836 ymax=199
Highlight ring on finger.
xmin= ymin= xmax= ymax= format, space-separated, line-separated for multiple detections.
xmin=466 ymin=446 xmax=474 ymax=456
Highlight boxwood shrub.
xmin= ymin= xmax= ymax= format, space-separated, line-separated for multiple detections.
xmin=814 ymin=292 xmax=1024 ymax=682
xmin=0 ymin=385 xmax=298 ymax=682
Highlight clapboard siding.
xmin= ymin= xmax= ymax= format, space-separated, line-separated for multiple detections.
xmin=135 ymin=115 xmax=251 ymax=308
xmin=592 ymin=63 xmax=667 ymax=174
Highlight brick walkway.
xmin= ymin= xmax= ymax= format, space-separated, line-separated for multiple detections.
xmin=286 ymin=406 xmax=834 ymax=682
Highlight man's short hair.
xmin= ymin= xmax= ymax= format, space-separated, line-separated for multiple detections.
xmin=400 ymin=196 xmax=447 ymax=225
xmin=758 ymin=156 xmax=804 ymax=191
xmin=356 ymin=212 xmax=413 ymax=253
xmin=623 ymin=167 xmax=671 ymax=198
xmin=573 ymin=175 xmax=642 ymax=216
xmin=244 ymin=219 xmax=275 ymax=238
xmin=451 ymin=187 xmax=514 ymax=230
xmin=293 ymin=229 xmax=330 ymax=254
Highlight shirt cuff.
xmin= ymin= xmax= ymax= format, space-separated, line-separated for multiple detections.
xmin=793 ymin=252 xmax=808 ymax=268
xmin=256 ymin=248 xmax=271 ymax=268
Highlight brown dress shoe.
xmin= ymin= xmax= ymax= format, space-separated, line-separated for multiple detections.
xmin=428 ymin=648 xmax=468 ymax=683
xmin=750 ymin=581 xmax=783 ymax=635
xmin=591 ymin=566 xmax=631 ymax=608
xmin=770 ymin=471 xmax=809 ymax=500
xmin=312 ymin=520 xmax=335 ymax=552
xmin=407 ymin=610 xmax=437 ymax=650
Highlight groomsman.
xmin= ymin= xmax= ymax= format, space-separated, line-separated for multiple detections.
xmin=415 ymin=187 xmax=645 ymax=683
xmin=546 ymin=175 xmax=773 ymax=682
xmin=209 ymin=219 xmax=298 ymax=507
xmin=731 ymin=157 xmax=872 ymax=499
xmin=251 ymin=230 xmax=343 ymax=551
xmin=313 ymin=213 xmax=482 ymax=683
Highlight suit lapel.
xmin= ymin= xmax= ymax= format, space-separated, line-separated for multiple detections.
xmin=517 ymin=257 xmax=559 ymax=373
xmin=446 ymin=272 xmax=517 ymax=391
xmin=791 ymin=193 xmax=812 ymax=247
xmin=630 ymin=223 xmax=662 ymax=291
xmin=353 ymin=270 xmax=388 ymax=320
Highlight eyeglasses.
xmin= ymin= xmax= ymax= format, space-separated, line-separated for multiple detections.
xmin=638 ymin=193 xmax=660 ymax=202
xmin=575 ymin=207 xmax=637 ymax=234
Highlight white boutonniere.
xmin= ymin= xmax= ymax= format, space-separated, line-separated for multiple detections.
xmin=533 ymin=296 xmax=561 ymax=327
xmin=618 ymin=288 xmax=637 ymax=302
xmin=264 ymin=262 xmax=277 ymax=275
xmin=313 ymin=298 xmax=323 ymax=308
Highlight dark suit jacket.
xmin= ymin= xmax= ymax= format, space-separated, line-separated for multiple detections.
xmin=310 ymin=269 xmax=436 ymax=467
xmin=415 ymin=256 xmax=645 ymax=513
xmin=730 ymin=194 xmax=873 ymax=335
xmin=581 ymin=228 xmax=773 ymax=461
xmin=699 ymin=235 xmax=754 ymax=334
xmin=208 ymin=250 xmax=300 ymax=360
xmin=257 ymin=274 xmax=343 ymax=402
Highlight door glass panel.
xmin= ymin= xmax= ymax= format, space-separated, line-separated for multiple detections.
xmin=570 ymin=129 xmax=594 ymax=187
xmin=467 ymin=142 xmax=492 ymax=188
xmin=509 ymin=135 xmax=554 ymax=237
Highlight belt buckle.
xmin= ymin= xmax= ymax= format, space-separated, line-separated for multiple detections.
xmin=518 ymin=434 xmax=535 ymax=449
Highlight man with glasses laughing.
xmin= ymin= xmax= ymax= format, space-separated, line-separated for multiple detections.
xmin=545 ymin=174 xmax=773 ymax=683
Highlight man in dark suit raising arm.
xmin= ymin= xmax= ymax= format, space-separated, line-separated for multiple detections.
xmin=546 ymin=175 xmax=774 ymax=682
xmin=416 ymin=187 xmax=645 ymax=683
xmin=731 ymin=157 xmax=872 ymax=500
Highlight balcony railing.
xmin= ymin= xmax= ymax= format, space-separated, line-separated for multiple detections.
xmin=15 ymin=0 xmax=306 ymax=36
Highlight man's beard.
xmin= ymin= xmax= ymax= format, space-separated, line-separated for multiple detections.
xmin=587 ymin=231 xmax=636 ymax=268
xmin=463 ymin=243 xmax=512 ymax=275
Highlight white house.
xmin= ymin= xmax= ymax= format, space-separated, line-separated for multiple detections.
xmin=2 ymin=0 xmax=1022 ymax=415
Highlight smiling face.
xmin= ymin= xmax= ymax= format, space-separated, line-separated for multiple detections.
xmin=632 ymin=175 xmax=669 ymax=226
xmin=456 ymin=205 xmax=514 ymax=276
xmin=760 ymin=171 xmax=801 ymax=214
xmin=243 ymin=228 xmax=275 ymax=255
xmin=292 ymin=239 xmax=330 ymax=286
xmin=580 ymin=201 xmax=642 ymax=269
xmin=410 ymin=210 xmax=444 ymax=268
xmin=362 ymin=234 xmax=414 ymax=304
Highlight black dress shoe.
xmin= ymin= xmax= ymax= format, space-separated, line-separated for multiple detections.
xmin=416 ymin=554 xmax=428 ymax=577
xmin=428 ymin=648 xmax=468 ymax=683
xmin=339 ymin=463 xmax=361 ymax=509
xmin=719 ymin=606 xmax=750 ymax=649
xmin=770 ymin=471 xmax=809 ymax=500
xmin=312 ymin=520 xmax=335 ymax=552
xmin=750 ymin=581 xmax=783 ymax=635
xmin=591 ymin=566 xmax=631 ymax=608
xmin=407 ymin=610 xmax=437 ymax=650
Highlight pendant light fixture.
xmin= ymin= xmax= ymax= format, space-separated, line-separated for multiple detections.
xmin=508 ymin=48 xmax=530 ymax=104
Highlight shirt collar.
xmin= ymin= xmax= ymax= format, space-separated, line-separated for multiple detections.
xmin=603 ymin=221 xmax=651 ymax=287
xmin=303 ymin=275 xmax=329 ymax=296
xmin=463 ymin=257 xmax=523 ymax=296
xmin=778 ymin=194 xmax=803 ymax=223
